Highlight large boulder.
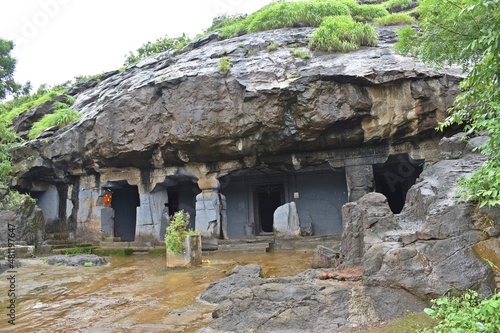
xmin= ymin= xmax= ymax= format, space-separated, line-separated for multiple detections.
xmin=359 ymin=149 xmax=496 ymax=300
xmin=0 ymin=193 xmax=44 ymax=247
xmin=273 ymin=202 xmax=301 ymax=238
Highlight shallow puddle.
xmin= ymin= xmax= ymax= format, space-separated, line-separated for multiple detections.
xmin=0 ymin=250 xmax=313 ymax=332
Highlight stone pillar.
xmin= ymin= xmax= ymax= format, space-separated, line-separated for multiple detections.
xmin=195 ymin=177 xmax=227 ymax=249
xmin=344 ymin=160 xmax=374 ymax=202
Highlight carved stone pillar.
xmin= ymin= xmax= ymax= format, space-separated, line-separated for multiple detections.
xmin=344 ymin=159 xmax=374 ymax=202
xmin=195 ymin=176 xmax=227 ymax=249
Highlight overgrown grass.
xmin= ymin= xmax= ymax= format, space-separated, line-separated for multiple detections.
xmin=290 ymin=48 xmax=311 ymax=59
xmin=384 ymin=0 xmax=413 ymax=13
xmin=310 ymin=15 xmax=377 ymax=52
xmin=0 ymin=87 xmax=67 ymax=124
xmin=348 ymin=3 xmax=389 ymax=21
xmin=267 ymin=42 xmax=278 ymax=52
xmin=375 ymin=12 xmax=415 ymax=26
xmin=28 ymin=108 xmax=81 ymax=139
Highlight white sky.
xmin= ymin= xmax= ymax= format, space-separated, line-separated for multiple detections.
xmin=0 ymin=0 xmax=273 ymax=90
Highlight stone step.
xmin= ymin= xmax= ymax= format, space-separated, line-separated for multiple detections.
xmin=50 ymin=243 xmax=93 ymax=250
xmin=217 ymin=241 xmax=271 ymax=253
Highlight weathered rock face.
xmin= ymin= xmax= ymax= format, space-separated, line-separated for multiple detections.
xmin=200 ymin=265 xmax=426 ymax=333
xmin=11 ymin=26 xmax=462 ymax=185
xmin=0 ymin=195 xmax=44 ymax=247
xmin=338 ymin=135 xmax=497 ymax=300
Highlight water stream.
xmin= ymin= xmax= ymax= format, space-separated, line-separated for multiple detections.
xmin=0 ymin=250 xmax=313 ymax=332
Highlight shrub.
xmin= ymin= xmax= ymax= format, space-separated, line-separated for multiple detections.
xmin=124 ymin=33 xmax=191 ymax=66
xmin=217 ymin=57 xmax=232 ymax=74
xmin=310 ymin=15 xmax=377 ymax=52
xmin=83 ymin=262 xmax=93 ymax=267
xmin=290 ymin=48 xmax=311 ymax=59
xmin=348 ymin=3 xmax=389 ymax=21
xmin=165 ymin=210 xmax=198 ymax=254
xmin=424 ymin=291 xmax=500 ymax=333
xmin=375 ymin=12 xmax=415 ymax=26
xmin=384 ymin=0 xmax=413 ymax=12
xmin=267 ymin=42 xmax=278 ymax=52
xmin=28 ymin=108 xmax=81 ymax=139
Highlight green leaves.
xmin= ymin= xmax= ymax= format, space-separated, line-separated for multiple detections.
xmin=424 ymin=291 xmax=500 ymax=333
xmin=0 ymin=39 xmax=19 ymax=101
xmin=395 ymin=0 xmax=500 ymax=207
xmin=165 ymin=210 xmax=198 ymax=254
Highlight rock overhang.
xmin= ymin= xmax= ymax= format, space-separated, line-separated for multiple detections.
xmin=11 ymin=26 xmax=464 ymax=185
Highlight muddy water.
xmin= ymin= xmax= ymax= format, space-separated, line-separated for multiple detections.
xmin=0 ymin=250 xmax=313 ymax=332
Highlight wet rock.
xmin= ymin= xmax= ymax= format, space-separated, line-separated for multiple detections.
xmin=42 ymin=254 xmax=107 ymax=266
xmin=311 ymin=245 xmax=340 ymax=269
xmin=273 ymin=202 xmax=301 ymax=238
xmin=202 ymin=269 xmax=426 ymax=333
xmin=199 ymin=264 xmax=265 ymax=304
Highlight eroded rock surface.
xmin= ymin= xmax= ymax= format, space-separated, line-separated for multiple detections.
xmin=42 ymin=254 xmax=107 ymax=266
xmin=337 ymin=134 xmax=497 ymax=300
xmin=199 ymin=264 xmax=426 ymax=333
xmin=11 ymin=26 xmax=462 ymax=184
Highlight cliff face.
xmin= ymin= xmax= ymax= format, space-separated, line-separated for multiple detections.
xmin=11 ymin=26 xmax=462 ymax=184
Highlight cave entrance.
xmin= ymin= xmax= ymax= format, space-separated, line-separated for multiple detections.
xmin=111 ymin=184 xmax=140 ymax=242
xmin=254 ymin=184 xmax=285 ymax=234
xmin=373 ymin=154 xmax=424 ymax=214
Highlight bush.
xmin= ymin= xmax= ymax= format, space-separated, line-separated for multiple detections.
xmin=165 ymin=210 xmax=198 ymax=254
xmin=375 ymin=12 xmax=415 ymax=25
xmin=290 ymin=48 xmax=311 ymax=59
xmin=348 ymin=3 xmax=389 ymax=21
xmin=424 ymin=291 xmax=500 ymax=333
xmin=28 ymin=108 xmax=81 ymax=139
xmin=267 ymin=42 xmax=278 ymax=52
xmin=217 ymin=57 xmax=232 ymax=74
xmin=310 ymin=15 xmax=377 ymax=52
xmin=384 ymin=0 xmax=413 ymax=12
xmin=124 ymin=33 xmax=191 ymax=66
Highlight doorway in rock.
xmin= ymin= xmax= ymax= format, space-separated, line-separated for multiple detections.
xmin=111 ymin=184 xmax=140 ymax=242
xmin=254 ymin=184 xmax=285 ymax=234
xmin=373 ymin=154 xmax=424 ymax=214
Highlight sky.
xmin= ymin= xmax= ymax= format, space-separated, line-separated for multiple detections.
xmin=0 ymin=0 xmax=274 ymax=90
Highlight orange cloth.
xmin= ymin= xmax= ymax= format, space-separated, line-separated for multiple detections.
xmin=103 ymin=193 xmax=112 ymax=206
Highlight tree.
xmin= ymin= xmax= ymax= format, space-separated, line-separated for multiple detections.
xmin=0 ymin=39 xmax=19 ymax=101
xmin=395 ymin=0 xmax=500 ymax=206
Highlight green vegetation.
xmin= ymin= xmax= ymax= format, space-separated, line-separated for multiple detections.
xmin=124 ymin=33 xmax=191 ymax=66
xmin=28 ymin=104 xmax=81 ymax=140
xmin=395 ymin=0 xmax=500 ymax=207
xmin=63 ymin=247 xmax=92 ymax=255
xmin=83 ymin=262 xmax=93 ymax=267
xmin=375 ymin=12 xmax=415 ymax=26
xmin=347 ymin=3 xmax=388 ymax=21
xmin=384 ymin=0 xmax=413 ymax=12
xmin=267 ymin=42 xmax=278 ymax=52
xmin=92 ymin=248 xmax=134 ymax=256
xmin=165 ymin=210 xmax=198 ymax=254
xmin=217 ymin=57 xmax=232 ymax=74
xmin=0 ymin=86 xmax=67 ymax=124
xmin=290 ymin=48 xmax=311 ymax=59
xmin=310 ymin=15 xmax=377 ymax=52
xmin=0 ymin=39 xmax=19 ymax=100
xmin=424 ymin=291 xmax=500 ymax=332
